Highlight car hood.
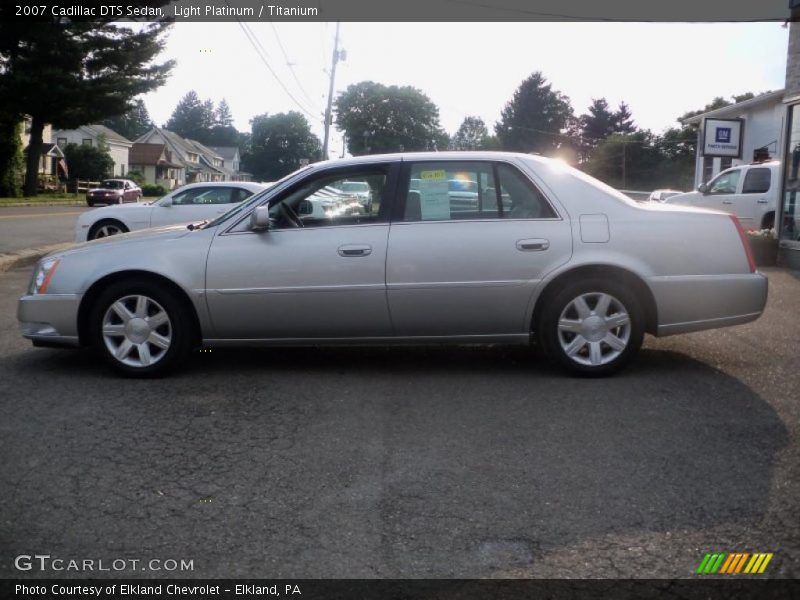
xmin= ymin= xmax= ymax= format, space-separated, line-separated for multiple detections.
xmin=663 ymin=191 xmax=701 ymax=205
xmin=88 ymin=187 xmax=124 ymax=193
xmin=51 ymin=224 xmax=193 ymax=258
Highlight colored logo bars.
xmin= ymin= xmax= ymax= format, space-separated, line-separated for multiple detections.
xmin=696 ymin=552 xmax=773 ymax=574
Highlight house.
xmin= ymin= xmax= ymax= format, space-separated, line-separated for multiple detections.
xmin=683 ymin=89 xmax=785 ymax=189
xmin=19 ymin=118 xmax=66 ymax=186
xmin=135 ymin=128 xmax=249 ymax=184
xmin=53 ymin=124 xmax=132 ymax=177
xmin=209 ymin=146 xmax=251 ymax=181
xmin=128 ymin=143 xmax=185 ymax=190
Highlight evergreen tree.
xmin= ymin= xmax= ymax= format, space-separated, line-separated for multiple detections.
xmin=613 ymin=102 xmax=636 ymax=134
xmin=0 ymin=5 xmax=174 ymax=195
xmin=216 ymin=99 xmax=234 ymax=128
xmin=494 ymin=72 xmax=574 ymax=155
xmin=0 ymin=116 xmax=24 ymax=197
xmin=102 ymin=98 xmax=153 ymax=141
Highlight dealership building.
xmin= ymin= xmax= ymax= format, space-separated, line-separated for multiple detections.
xmin=780 ymin=2 xmax=800 ymax=268
xmin=685 ymin=90 xmax=784 ymax=189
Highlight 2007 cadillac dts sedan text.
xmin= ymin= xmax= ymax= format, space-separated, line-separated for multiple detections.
xmin=18 ymin=152 xmax=767 ymax=377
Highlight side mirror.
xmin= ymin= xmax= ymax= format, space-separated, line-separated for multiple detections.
xmin=161 ymin=196 xmax=173 ymax=207
xmin=697 ymin=183 xmax=708 ymax=194
xmin=250 ymin=206 xmax=271 ymax=231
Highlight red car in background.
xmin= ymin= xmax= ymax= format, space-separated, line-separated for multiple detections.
xmin=86 ymin=179 xmax=142 ymax=206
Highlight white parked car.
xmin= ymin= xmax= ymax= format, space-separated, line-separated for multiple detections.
xmin=75 ymin=181 xmax=269 ymax=241
xmin=665 ymin=161 xmax=779 ymax=230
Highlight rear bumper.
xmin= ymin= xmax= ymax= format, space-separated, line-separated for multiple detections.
xmin=18 ymin=293 xmax=82 ymax=347
xmin=650 ymin=272 xmax=768 ymax=336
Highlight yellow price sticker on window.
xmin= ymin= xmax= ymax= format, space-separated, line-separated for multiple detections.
xmin=420 ymin=170 xmax=447 ymax=181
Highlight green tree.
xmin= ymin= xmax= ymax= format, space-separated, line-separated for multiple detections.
xmin=578 ymin=98 xmax=616 ymax=161
xmin=334 ymin=81 xmax=448 ymax=155
xmin=0 ymin=6 xmax=173 ymax=196
xmin=102 ymin=98 xmax=154 ymax=141
xmin=613 ymin=102 xmax=636 ymax=134
xmin=494 ymin=72 xmax=574 ymax=155
xmin=451 ymin=116 xmax=489 ymax=150
xmin=0 ymin=116 xmax=24 ymax=197
xmin=244 ymin=112 xmax=321 ymax=181
xmin=585 ymin=131 xmax=664 ymax=190
xmin=216 ymin=99 xmax=234 ymax=127
xmin=63 ymin=143 xmax=114 ymax=181
xmin=165 ymin=91 xmax=215 ymax=141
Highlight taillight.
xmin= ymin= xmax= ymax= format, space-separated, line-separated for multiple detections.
xmin=730 ymin=215 xmax=756 ymax=273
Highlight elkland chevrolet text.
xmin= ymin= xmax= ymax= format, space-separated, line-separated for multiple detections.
xmin=18 ymin=152 xmax=768 ymax=377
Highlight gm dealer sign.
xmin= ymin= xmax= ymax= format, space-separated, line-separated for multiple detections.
xmin=702 ymin=118 xmax=743 ymax=157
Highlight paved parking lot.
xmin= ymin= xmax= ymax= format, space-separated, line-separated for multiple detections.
xmin=0 ymin=267 xmax=798 ymax=578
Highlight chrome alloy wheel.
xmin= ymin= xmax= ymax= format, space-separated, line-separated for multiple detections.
xmin=101 ymin=295 xmax=172 ymax=368
xmin=93 ymin=223 xmax=124 ymax=238
xmin=557 ymin=292 xmax=631 ymax=367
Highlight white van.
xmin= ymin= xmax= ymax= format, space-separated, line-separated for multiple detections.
xmin=665 ymin=161 xmax=780 ymax=230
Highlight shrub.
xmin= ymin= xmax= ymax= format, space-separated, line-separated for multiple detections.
xmin=141 ymin=184 xmax=167 ymax=197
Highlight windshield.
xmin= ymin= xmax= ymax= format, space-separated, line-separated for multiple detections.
xmin=202 ymin=165 xmax=314 ymax=229
xmin=100 ymin=180 xmax=124 ymax=189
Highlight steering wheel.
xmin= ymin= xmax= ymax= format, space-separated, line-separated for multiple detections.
xmin=278 ymin=202 xmax=303 ymax=228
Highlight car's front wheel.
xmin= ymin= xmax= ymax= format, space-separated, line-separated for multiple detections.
xmin=89 ymin=279 xmax=192 ymax=377
xmin=538 ymin=279 xmax=644 ymax=376
xmin=88 ymin=219 xmax=128 ymax=240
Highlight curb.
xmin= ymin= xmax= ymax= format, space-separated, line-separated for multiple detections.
xmin=0 ymin=242 xmax=75 ymax=273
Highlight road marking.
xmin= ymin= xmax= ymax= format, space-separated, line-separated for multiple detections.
xmin=0 ymin=211 xmax=83 ymax=220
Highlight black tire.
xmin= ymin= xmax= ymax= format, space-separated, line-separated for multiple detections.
xmin=88 ymin=219 xmax=128 ymax=240
xmin=538 ymin=278 xmax=644 ymax=377
xmin=86 ymin=201 xmax=94 ymax=207
xmin=88 ymin=278 xmax=193 ymax=377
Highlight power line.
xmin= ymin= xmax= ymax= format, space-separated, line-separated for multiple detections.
xmin=269 ymin=21 xmax=322 ymax=111
xmin=224 ymin=0 xmax=320 ymax=122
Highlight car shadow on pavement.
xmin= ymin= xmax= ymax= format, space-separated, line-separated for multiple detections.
xmin=4 ymin=345 xmax=790 ymax=577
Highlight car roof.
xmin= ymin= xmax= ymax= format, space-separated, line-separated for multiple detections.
xmin=177 ymin=181 xmax=267 ymax=189
xmin=309 ymin=151 xmax=549 ymax=168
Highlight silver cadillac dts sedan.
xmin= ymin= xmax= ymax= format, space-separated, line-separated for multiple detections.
xmin=18 ymin=152 xmax=767 ymax=377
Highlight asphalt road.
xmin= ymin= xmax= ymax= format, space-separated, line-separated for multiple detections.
xmin=0 ymin=267 xmax=798 ymax=579
xmin=0 ymin=206 xmax=90 ymax=254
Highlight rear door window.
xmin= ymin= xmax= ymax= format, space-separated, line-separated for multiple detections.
xmin=742 ymin=168 xmax=771 ymax=194
xmin=402 ymin=161 xmax=555 ymax=221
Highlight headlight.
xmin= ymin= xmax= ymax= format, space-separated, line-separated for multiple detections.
xmin=29 ymin=257 xmax=61 ymax=295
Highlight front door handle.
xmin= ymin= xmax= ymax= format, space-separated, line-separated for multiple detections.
xmin=721 ymin=200 xmax=733 ymax=205
xmin=338 ymin=244 xmax=372 ymax=257
xmin=516 ymin=238 xmax=550 ymax=251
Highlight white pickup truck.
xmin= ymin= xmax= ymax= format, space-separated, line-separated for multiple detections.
xmin=665 ymin=160 xmax=780 ymax=231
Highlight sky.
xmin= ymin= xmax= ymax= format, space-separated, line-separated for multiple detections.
xmin=140 ymin=22 xmax=789 ymax=159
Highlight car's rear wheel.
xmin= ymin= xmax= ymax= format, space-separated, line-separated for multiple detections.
xmin=538 ymin=279 xmax=644 ymax=376
xmin=88 ymin=220 xmax=128 ymax=240
xmin=89 ymin=279 xmax=192 ymax=377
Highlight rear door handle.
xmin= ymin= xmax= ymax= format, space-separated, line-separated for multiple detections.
xmin=338 ymin=244 xmax=372 ymax=257
xmin=516 ymin=238 xmax=550 ymax=251
xmin=722 ymin=200 xmax=733 ymax=205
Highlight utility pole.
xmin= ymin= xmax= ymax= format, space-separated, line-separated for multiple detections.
xmin=322 ymin=22 xmax=342 ymax=161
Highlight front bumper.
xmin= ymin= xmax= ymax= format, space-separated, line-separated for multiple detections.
xmin=651 ymin=272 xmax=768 ymax=336
xmin=18 ymin=293 xmax=82 ymax=347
